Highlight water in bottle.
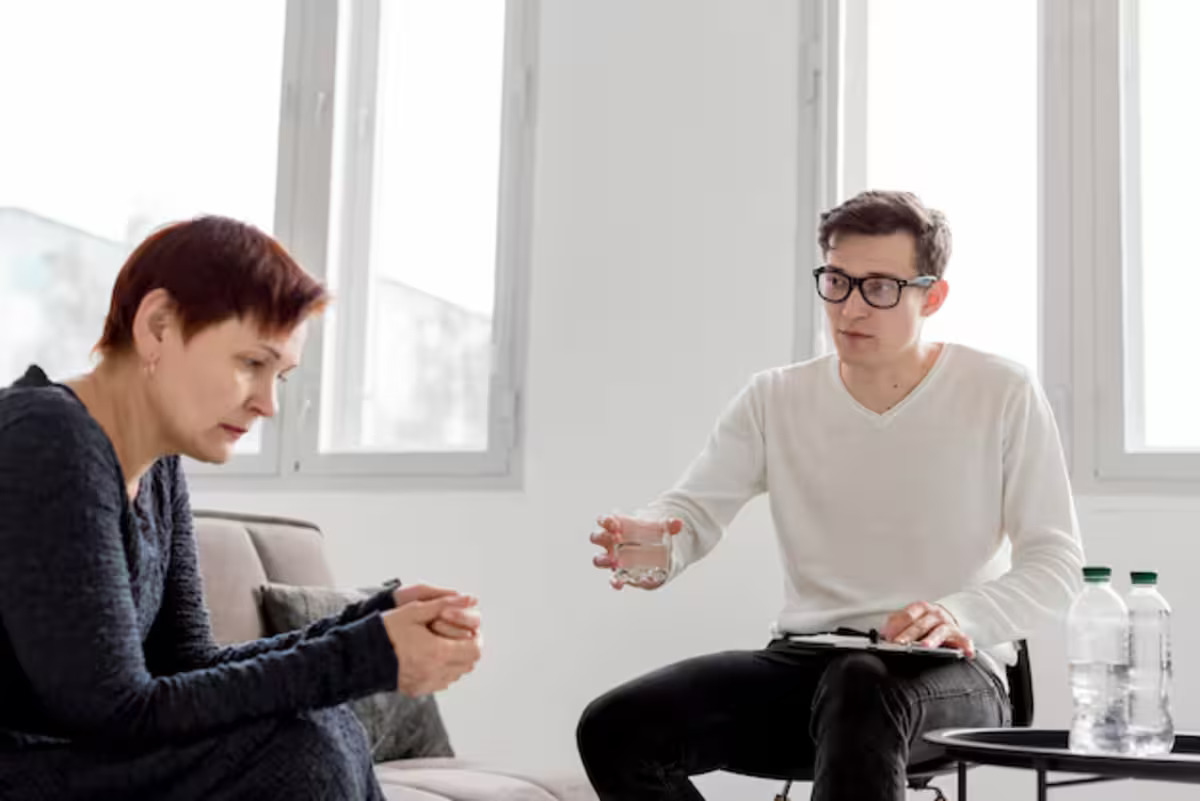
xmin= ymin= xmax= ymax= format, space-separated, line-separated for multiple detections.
xmin=1067 ymin=566 xmax=1130 ymax=755
xmin=1127 ymin=571 xmax=1174 ymax=755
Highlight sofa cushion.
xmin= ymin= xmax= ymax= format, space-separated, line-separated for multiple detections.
xmin=193 ymin=518 xmax=271 ymax=644
xmin=244 ymin=520 xmax=335 ymax=586
xmin=376 ymin=761 xmax=557 ymax=801
xmin=380 ymin=785 xmax=454 ymax=801
xmin=258 ymin=582 xmax=454 ymax=763
xmin=376 ymin=759 xmax=598 ymax=801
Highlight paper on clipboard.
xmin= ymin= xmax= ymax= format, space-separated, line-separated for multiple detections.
xmin=783 ymin=632 xmax=966 ymax=660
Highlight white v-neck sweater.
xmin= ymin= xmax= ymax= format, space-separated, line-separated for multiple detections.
xmin=647 ymin=344 xmax=1084 ymax=669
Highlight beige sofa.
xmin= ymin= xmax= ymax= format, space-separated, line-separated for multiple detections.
xmin=193 ymin=510 xmax=597 ymax=801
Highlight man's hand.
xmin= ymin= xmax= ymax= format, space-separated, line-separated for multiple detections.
xmin=880 ymin=601 xmax=976 ymax=659
xmin=393 ymin=583 xmax=481 ymax=640
xmin=589 ymin=514 xmax=684 ymax=590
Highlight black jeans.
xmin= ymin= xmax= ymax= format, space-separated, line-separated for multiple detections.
xmin=577 ymin=640 xmax=1011 ymax=801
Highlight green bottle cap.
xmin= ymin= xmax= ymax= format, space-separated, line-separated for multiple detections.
xmin=1082 ymin=566 xmax=1112 ymax=582
xmin=1131 ymin=571 xmax=1158 ymax=585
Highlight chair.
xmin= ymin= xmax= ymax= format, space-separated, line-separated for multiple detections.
xmin=750 ymin=641 xmax=1035 ymax=801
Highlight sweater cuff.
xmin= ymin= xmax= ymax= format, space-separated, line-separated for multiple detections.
xmin=360 ymin=580 xmax=400 ymax=616
xmin=355 ymin=613 xmax=400 ymax=694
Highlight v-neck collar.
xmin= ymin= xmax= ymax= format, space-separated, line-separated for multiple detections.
xmin=830 ymin=343 xmax=953 ymax=427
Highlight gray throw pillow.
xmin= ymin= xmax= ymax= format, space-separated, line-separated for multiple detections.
xmin=257 ymin=582 xmax=454 ymax=762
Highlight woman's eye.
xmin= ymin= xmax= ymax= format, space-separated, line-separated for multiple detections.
xmin=242 ymin=358 xmax=265 ymax=370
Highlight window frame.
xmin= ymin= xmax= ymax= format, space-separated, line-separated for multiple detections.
xmin=188 ymin=0 xmax=537 ymax=489
xmin=1040 ymin=0 xmax=1200 ymax=493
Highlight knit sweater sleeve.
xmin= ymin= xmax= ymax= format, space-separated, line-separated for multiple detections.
xmin=644 ymin=376 xmax=769 ymax=581
xmin=936 ymin=372 xmax=1086 ymax=648
xmin=0 ymin=403 xmax=398 ymax=745
xmin=144 ymin=457 xmax=397 ymax=673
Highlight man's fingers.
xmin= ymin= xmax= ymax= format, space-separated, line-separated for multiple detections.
xmin=920 ymin=623 xmax=954 ymax=649
xmin=880 ymin=613 xmax=904 ymax=641
xmin=593 ymin=553 xmax=616 ymax=569
xmin=882 ymin=601 xmax=933 ymax=640
xmin=895 ymin=612 xmax=941 ymax=645
xmin=590 ymin=529 xmax=617 ymax=548
xmin=596 ymin=516 xmax=623 ymax=535
xmin=945 ymin=631 xmax=976 ymax=658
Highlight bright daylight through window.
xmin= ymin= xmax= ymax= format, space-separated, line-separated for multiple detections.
xmin=0 ymin=0 xmax=529 ymax=478
xmin=1123 ymin=0 xmax=1200 ymax=450
xmin=852 ymin=0 xmax=1038 ymax=372
xmin=0 ymin=0 xmax=283 ymax=455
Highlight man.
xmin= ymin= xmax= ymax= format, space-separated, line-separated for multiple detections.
xmin=577 ymin=190 xmax=1084 ymax=800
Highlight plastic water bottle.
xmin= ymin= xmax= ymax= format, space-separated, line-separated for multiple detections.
xmin=1067 ymin=566 xmax=1130 ymax=755
xmin=1126 ymin=571 xmax=1174 ymax=755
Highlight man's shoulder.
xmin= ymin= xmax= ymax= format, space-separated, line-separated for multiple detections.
xmin=943 ymin=344 xmax=1037 ymax=392
xmin=749 ymin=354 xmax=837 ymax=391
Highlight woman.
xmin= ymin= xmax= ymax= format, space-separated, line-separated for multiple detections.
xmin=0 ymin=217 xmax=482 ymax=800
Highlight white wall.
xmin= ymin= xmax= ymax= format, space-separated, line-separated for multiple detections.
xmin=197 ymin=0 xmax=801 ymax=788
xmin=196 ymin=2 xmax=1200 ymax=799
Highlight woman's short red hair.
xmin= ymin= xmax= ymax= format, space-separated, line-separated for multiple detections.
xmin=96 ymin=216 xmax=329 ymax=356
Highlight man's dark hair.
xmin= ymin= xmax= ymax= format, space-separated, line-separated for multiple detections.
xmin=818 ymin=190 xmax=952 ymax=278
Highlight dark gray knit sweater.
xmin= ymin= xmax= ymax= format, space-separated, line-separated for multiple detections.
xmin=0 ymin=366 xmax=398 ymax=799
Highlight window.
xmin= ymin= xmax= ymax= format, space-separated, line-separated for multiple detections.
xmin=1120 ymin=0 xmax=1200 ymax=452
xmin=320 ymin=0 xmax=508 ymax=458
xmin=829 ymin=0 xmax=1039 ymax=371
xmin=0 ymin=0 xmax=285 ymax=459
xmin=1034 ymin=0 xmax=1200 ymax=487
xmin=0 ymin=0 xmax=536 ymax=484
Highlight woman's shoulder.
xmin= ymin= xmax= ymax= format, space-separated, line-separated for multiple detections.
xmin=0 ymin=366 xmax=114 ymax=467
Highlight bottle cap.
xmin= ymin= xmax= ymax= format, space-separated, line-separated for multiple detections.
xmin=1082 ymin=566 xmax=1112 ymax=582
xmin=1130 ymin=571 xmax=1158 ymax=585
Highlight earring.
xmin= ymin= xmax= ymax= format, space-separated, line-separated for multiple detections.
xmin=143 ymin=358 xmax=158 ymax=378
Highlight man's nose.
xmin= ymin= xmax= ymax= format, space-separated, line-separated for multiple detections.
xmin=841 ymin=284 xmax=871 ymax=316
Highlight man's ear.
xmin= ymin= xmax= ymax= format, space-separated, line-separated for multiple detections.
xmin=921 ymin=279 xmax=949 ymax=317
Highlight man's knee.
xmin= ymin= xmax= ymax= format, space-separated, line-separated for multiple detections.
xmin=577 ymin=689 xmax=631 ymax=764
xmin=812 ymin=654 xmax=904 ymax=736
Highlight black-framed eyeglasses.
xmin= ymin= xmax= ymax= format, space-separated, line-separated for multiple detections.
xmin=812 ymin=266 xmax=937 ymax=310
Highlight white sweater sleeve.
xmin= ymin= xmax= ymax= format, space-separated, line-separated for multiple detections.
xmin=646 ymin=379 xmax=769 ymax=581
xmin=936 ymin=374 xmax=1085 ymax=649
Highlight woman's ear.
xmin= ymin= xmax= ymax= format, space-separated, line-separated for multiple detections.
xmin=131 ymin=288 xmax=176 ymax=362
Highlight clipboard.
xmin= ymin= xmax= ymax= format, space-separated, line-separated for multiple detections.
xmin=782 ymin=630 xmax=966 ymax=660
